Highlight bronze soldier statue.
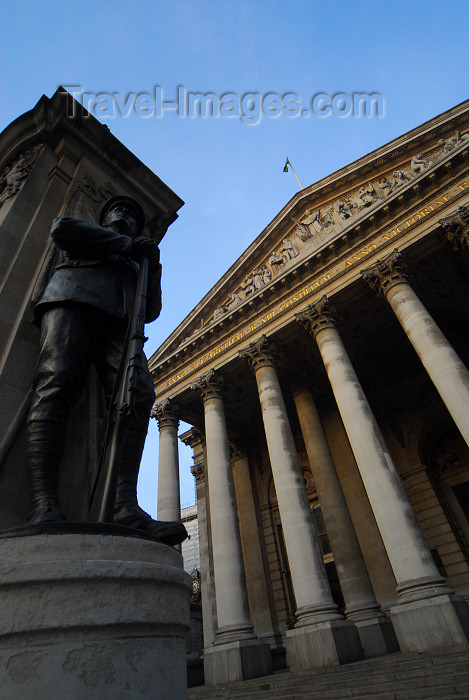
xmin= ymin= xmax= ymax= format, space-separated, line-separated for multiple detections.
xmin=26 ymin=195 xmax=187 ymax=545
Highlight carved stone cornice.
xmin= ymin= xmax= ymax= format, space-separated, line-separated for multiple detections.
xmin=239 ymin=334 xmax=279 ymax=372
xmin=295 ymin=295 xmax=338 ymax=337
xmin=439 ymin=204 xmax=469 ymax=251
xmin=190 ymin=368 xmax=224 ymax=402
xmin=151 ymin=397 xmax=181 ymax=429
xmin=191 ymin=458 xmax=205 ymax=484
xmin=361 ymin=249 xmax=410 ymax=297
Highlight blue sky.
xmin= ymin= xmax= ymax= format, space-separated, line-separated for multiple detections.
xmin=1 ymin=0 xmax=468 ymax=515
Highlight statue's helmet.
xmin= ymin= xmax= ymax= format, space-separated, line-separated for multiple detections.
xmin=99 ymin=195 xmax=145 ymax=235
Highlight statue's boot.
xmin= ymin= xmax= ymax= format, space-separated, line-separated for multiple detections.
xmin=26 ymin=419 xmax=67 ymax=524
xmin=113 ymin=504 xmax=188 ymax=546
xmin=113 ymin=423 xmax=188 ymax=546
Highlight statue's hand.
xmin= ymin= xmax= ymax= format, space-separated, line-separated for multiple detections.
xmin=131 ymin=236 xmax=160 ymax=269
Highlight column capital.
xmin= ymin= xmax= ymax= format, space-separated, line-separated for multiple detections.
xmin=179 ymin=426 xmax=205 ymax=450
xmin=190 ymin=368 xmax=224 ymax=402
xmin=239 ymin=334 xmax=279 ymax=372
xmin=295 ymin=295 xmax=338 ymax=338
xmin=229 ymin=442 xmax=247 ymax=462
xmin=191 ymin=458 xmax=205 ymax=484
xmin=361 ymin=249 xmax=409 ymax=297
xmin=287 ymin=369 xmax=314 ymax=397
xmin=439 ymin=204 xmax=469 ymax=251
xmin=151 ymin=397 xmax=180 ymax=429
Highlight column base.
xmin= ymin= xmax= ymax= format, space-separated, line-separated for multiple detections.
xmin=203 ymin=639 xmax=273 ymax=685
xmin=285 ymin=619 xmax=363 ymax=671
xmin=0 ymin=527 xmax=192 ymax=700
xmin=353 ymin=615 xmax=400 ymax=657
xmin=390 ymin=592 xmax=469 ymax=653
xmin=215 ymin=623 xmax=256 ymax=644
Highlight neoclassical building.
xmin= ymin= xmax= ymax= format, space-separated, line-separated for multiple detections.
xmin=150 ymin=102 xmax=469 ymax=684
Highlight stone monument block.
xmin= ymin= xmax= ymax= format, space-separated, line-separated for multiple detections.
xmin=0 ymin=530 xmax=192 ymax=699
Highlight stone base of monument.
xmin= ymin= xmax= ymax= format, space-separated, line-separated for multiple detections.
xmin=0 ymin=525 xmax=192 ymax=700
xmin=285 ymin=619 xmax=363 ymax=671
xmin=203 ymin=638 xmax=273 ymax=685
xmin=390 ymin=592 xmax=469 ymax=653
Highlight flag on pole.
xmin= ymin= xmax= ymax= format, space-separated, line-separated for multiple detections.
xmin=282 ymin=157 xmax=304 ymax=189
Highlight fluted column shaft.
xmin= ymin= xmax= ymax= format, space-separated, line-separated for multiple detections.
xmin=240 ymin=338 xmax=340 ymax=627
xmin=297 ymin=299 xmax=446 ymax=602
xmin=292 ymin=387 xmax=382 ymax=621
xmin=191 ymin=370 xmax=254 ymax=642
xmin=154 ymin=399 xmax=181 ymax=522
xmin=363 ymin=250 xmax=469 ymax=448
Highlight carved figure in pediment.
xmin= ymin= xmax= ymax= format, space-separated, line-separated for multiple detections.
xmin=227 ymin=292 xmax=243 ymax=311
xmin=357 ymin=182 xmax=376 ymax=206
xmin=252 ymin=268 xmax=264 ymax=290
xmin=280 ymin=238 xmax=299 ymax=263
xmin=391 ymin=169 xmax=412 ymax=188
xmin=335 ymin=198 xmax=354 ymax=220
xmin=321 ymin=206 xmax=336 ymax=228
xmin=294 ymin=224 xmax=311 ymax=242
xmin=434 ymin=132 xmax=469 ymax=162
xmin=240 ymin=273 xmax=255 ymax=297
xmin=345 ymin=195 xmax=363 ymax=214
xmin=344 ymin=195 xmax=360 ymax=215
xmin=261 ymin=265 xmax=272 ymax=285
xmin=410 ymin=153 xmax=429 ymax=175
xmin=292 ymin=217 xmax=312 ymax=241
xmin=438 ymin=138 xmax=454 ymax=155
xmin=269 ymin=250 xmax=285 ymax=275
xmin=301 ymin=209 xmax=324 ymax=235
xmin=213 ymin=306 xmax=226 ymax=321
xmin=377 ymin=176 xmax=393 ymax=198
xmin=446 ymin=131 xmax=469 ymax=150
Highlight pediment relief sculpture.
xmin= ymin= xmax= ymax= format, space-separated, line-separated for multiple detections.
xmin=178 ymin=131 xmax=468 ymax=347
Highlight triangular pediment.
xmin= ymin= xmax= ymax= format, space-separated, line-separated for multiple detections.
xmin=150 ymin=101 xmax=469 ymax=370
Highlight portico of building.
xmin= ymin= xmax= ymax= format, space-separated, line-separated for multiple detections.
xmin=150 ymin=102 xmax=469 ymax=684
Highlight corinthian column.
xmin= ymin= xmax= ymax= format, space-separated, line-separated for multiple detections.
xmin=297 ymin=297 xmax=469 ymax=653
xmin=240 ymin=336 xmax=362 ymax=670
xmin=152 ymin=398 xmax=181 ymax=522
xmin=191 ymin=369 xmax=272 ymax=684
xmin=291 ymin=384 xmax=397 ymax=656
xmin=362 ymin=250 xmax=469 ymax=448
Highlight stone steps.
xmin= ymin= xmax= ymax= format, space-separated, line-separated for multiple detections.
xmin=187 ymin=648 xmax=469 ymax=700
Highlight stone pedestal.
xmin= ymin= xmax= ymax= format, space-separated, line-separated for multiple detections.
xmin=353 ymin=616 xmax=399 ymax=657
xmin=0 ymin=526 xmax=192 ymax=699
xmin=285 ymin=620 xmax=363 ymax=672
xmin=390 ymin=592 xmax=469 ymax=653
xmin=204 ymin=639 xmax=273 ymax=685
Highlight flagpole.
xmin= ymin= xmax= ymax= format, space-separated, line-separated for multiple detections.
xmin=283 ymin=157 xmax=304 ymax=189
